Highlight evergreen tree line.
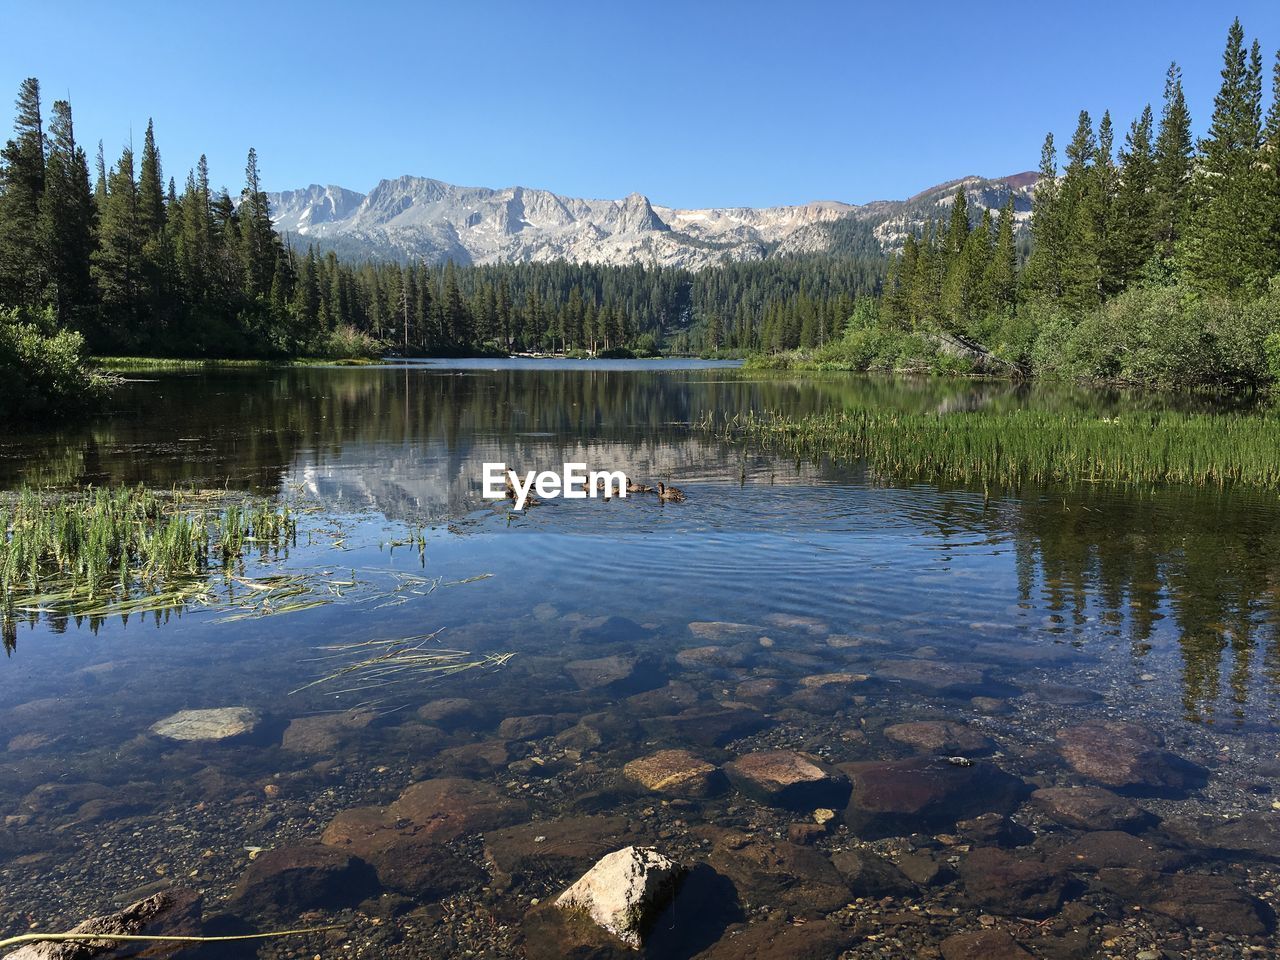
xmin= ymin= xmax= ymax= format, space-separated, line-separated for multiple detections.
xmin=869 ymin=18 xmax=1280 ymax=386
xmin=0 ymin=78 xmax=882 ymax=360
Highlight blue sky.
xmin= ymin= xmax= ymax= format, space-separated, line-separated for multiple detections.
xmin=3 ymin=1 xmax=1278 ymax=207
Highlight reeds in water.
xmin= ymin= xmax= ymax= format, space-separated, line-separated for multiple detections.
xmin=1 ymin=485 xmax=298 ymax=633
xmin=706 ymin=408 xmax=1280 ymax=490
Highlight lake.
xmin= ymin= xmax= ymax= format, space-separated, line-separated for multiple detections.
xmin=1 ymin=360 xmax=1277 ymax=958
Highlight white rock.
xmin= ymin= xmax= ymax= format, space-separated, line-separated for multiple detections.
xmin=150 ymin=707 xmax=260 ymax=742
xmin=555 ymin=845 xmax=683 ymax=947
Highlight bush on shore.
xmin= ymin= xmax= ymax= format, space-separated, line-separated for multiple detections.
xmin=0 ymin=307 xmax=102 ymax=421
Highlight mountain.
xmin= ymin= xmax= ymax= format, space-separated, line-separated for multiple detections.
xmin=266 ymin=172 xmax=1036 ymax=270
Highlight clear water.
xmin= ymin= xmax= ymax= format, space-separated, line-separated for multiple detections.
xmin=1 ymin=361 xmax=1277 ymax=956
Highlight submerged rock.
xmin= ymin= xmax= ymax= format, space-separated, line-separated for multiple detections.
xmin=564 ymin=654 xmax=662 ymax=694
xmin=724 ymin=749 xmax=851 ymax=810
xmin=486 ymin=816 xmax=633 ymax=889
xmin=1097 ymin=868 xmax=1273 ymax=935
xmin=958 ymin=847 xmax=1071 ymax=918
xmin=498 ymin=714 xmax=560 ymax=741
xmin=761 ymin=612 xmax=830 ymax=635
xmin=704 ymin=830 xmax=852 ymax=915
xmin=1162 ymin=811 xmax=1280 ymax=862
xmin=875 ymin=658 xmax=1014 ymax=697
xmin=940 ymin=929 xmax=1034 ymax=960
xmin=688 ymin=621 xmax=761 ymax=641
xmin=841 ymin=756 xmax=1027 ymax=839
xmin=643 ymin=703 xmax=772 ymax=747
xmin=230 ymin=844 xmax=377 ymax=921
xmin=6 ymin=888 xmax=201 ymax=960
xmin=281 ymin=708 xmax=375 ymax=753
xmin=695 ymin=917 xmax=854 ymax=959
xmin=830 ymin=847 xmax=917 ymax=897
xmin=623 ymin=749 xmax=723 ymax=797
xmin=884 ymin=720 xmax=995 ymax=755
xmin=956 ymin=812 xmax=1034 ymax=848
xmin=322 ymin=777 xmax=527 ymax=859
xmin=1030 ymin=785 xmax=1152 ymax=832
xmin=1056 ymin=720 xmax=1208 ymax=794
xmin=149 ymin=706 xmax=259 ymax=742
xmin=555 ymin=846 xmax=685 ymax=947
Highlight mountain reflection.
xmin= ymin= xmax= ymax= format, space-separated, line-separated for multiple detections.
xmin=1 ymin=363 xmax=1276 ymax=721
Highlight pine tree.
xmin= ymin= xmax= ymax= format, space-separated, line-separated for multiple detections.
xmin=91 ymin=145 xmax=146 ymax=339
xmin=1092 ymin=111 xmax=1123 ymax=298
xmin=984 ymin=198 xmax=1018 ymax=319
xmin=38 ymin=99 xmax=95 ymax=325
xmin=1181 ymin=20 xmax=1272 ymax=293
xmin=1114 ymin=104 xmax=1157 ymax=287
xmin=1024 ymin=133 xmax=1063 ymax=301
xmin=1152 ymin=63 xmax=1194 ymax=263
xmin=0 ymin=78 xmax=47 ymax=306
xmin=240 ymin=148 xmax=277 ymax=300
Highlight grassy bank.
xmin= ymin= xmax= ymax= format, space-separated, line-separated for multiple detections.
xmin=707 ymin=408 xmax=1280 ymax=490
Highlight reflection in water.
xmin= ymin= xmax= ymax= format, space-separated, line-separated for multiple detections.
xmin=1 ymin=362 xmax=1279 ymax=952
xmin=1 ymin=363 xmax=1277 ymax=721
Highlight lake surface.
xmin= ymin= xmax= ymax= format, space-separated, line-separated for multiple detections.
xmin=1 ymin=360 xmax=1277 ymax=958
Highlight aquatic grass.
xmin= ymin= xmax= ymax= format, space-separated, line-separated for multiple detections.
xmin=293 ymin=631 xmax=515 ymax=711
xmin=705 ymin=408 xmax=1280 ymax=490
xmin=0 ymin=485 xmax=300 ymax=642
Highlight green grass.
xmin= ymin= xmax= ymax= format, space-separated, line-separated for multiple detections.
xmin=707 ymin=408 xmax=1280 ymax=490
xmin=1 ymin=486 xmax=298 ymax=644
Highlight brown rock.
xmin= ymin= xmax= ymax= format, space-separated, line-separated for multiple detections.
xmin=498 ymin=714 xmax=559 ymax=740
xmin=371 ymin=834 xmax=484 ymax=899
xmin=623 ymin=749 xmax=723 ymax=797
xmin=841 ymin=757 xmax=1027 ymax=839
xmin=322 ymin=777 xmax=527 ymax=859
xmin=230 ymin=844 xmax=376 ymax=921
xmin=694 ymin=918 xmax=854 ymax=959
xmin=958 ymin=847 xmax=1070 ymax=918
xmin=1097 ymin=868 xmax=1272 ymax=935
xmin=1162 ymin=812 xmax=1280 ymax=862
xmin=884 ymin=720 xmax=995 ymax=755
xmin=565 ymin=654 xmax=661 ymax=694
xmin=705 ymin=831 xmax=851 ymax=916
xmin=940 ymin=929 xmax=1034 ymax=960
xmin=643 ymin=703 xmax=772 ymax=747
xmin=1056 ymin=721 xmax=1207 ymax=794
xmin=830 ymin=847 xmax=916 ymax=897
xmin=676 ymin=645 xmax=747 ymax=668
xmin=623 ymin=680 xmax=701 ymax=717
xmin=388 ymin=777 xmax=527 ymax=838
xmin=486 ymin=816 xmax=633 ymax=889
xmin=734 ymin=677 xmax=786 ymax=699
xmin=281 ymin=709 xmax=375 ymax=753
xmin=6 ymin=889 xmax=201 ymax=960
xmin=798 ymin=671 xmax=869 ymax=688
xmin=761 ymin=613 xmax=830 ymax=636
xmin=1029 ymin=785 xmax=1151 ymax=832
xmin=875 ymin=659 xmax=993 ymax=695
xmin=416 ymin=697 xmax=487 ymax=730
xmin=1047 ymin=831 xmax=1188 ymax=873
xmin=724 ymin=749 xmax=851 ymax=810
xmin=688 ymin=621 xmax=761 ymax=641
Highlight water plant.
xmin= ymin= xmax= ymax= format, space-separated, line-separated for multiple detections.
xmin=706 ymin=408 xmax=1280 ymax=491
xmin=0 ymin=485 xmax=299 ymax=644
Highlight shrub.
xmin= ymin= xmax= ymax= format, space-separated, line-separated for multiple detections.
xmin=0 ymin=307 xmax=101 ymax=421
xmin=312 ymin=324 xmax=385 ymax=360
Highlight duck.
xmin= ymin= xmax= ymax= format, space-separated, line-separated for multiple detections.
xmin=625 ymin=476 xmax=653 ymax=494
xmin=504 ymin=472 xmax=540 ymax=508
xmin=656 ymin=481 xmax=686 ymax=503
